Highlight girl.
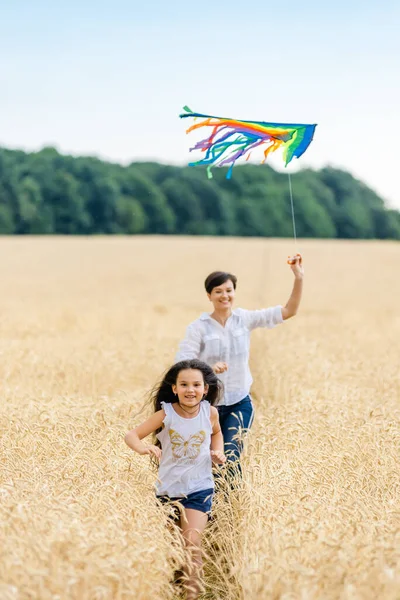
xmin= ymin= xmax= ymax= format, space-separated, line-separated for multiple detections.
xmin=125 ymin=359 xmax=226 ymax=600
xmin=176 ymin=255 xmax=304 ymax=468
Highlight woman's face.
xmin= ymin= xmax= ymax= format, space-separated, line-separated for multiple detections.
xmin=208 ymin=279 xmax=235 ymax=311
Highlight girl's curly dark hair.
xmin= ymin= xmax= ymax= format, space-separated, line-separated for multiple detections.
xmin=150 ymin=359 xmax=223 ymax=447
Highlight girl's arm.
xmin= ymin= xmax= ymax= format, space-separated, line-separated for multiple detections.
xmin=210 ymin=406 xmax=226 ymax=464
xmin=281 ymin=255 xmax=304 ymax=320
xmin=125 ymin=410 xmax=165 ymax=460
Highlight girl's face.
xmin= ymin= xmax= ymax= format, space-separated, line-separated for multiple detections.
xmin=208 ymin=279 xmax=235 ymax=311
xmin=172 ymin=369 xmax=208 ymax=408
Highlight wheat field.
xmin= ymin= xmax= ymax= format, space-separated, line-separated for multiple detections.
xmin=0 ymin=236 xmax=399 ymax=600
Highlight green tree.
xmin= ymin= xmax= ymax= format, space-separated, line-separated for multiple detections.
xmin=51 ymin=172 xmax=91 ymax=233
xmin=372 ymin=208 xmax=400 ymax=240
xmin=0 ymin=146 xmax=399 ymax=238
xmin=246 ymin=182 xmax=292 ymax=237
xmin=16 ymin=176 xmax=53 ymax=234
xmin=161 ymin=177 xmax=204 ymax=234
xmin=180 ymin=171 xmax=236 ymax=235
xmin=120 ymin=168 xmax=176 ymax=233
xmin=115 ymin=196 xmax=148 ymax=233
xmin=320 ymin=168 xmax=375 ymax=238
xmin=0 ymin=201 xmax=15 ymax=233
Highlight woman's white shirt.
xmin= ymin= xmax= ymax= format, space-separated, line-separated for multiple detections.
xmin=176 ymin=306 xmax=283 ymax=406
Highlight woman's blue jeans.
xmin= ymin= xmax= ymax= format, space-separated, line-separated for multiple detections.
xmin=217 ymin=396 xmax=254 ymax=465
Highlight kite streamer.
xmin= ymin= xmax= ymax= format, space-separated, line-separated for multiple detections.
xmin=180 ymin=106 xmax=317 ymax=179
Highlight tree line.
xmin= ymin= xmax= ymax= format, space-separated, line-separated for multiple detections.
xmin=0 ymin=146 xmax=399 ymax=239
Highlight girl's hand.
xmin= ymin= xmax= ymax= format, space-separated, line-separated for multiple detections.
xmin=211 ymin=450 xmax=226 ymax=464
xmin=212 ymin=362 xmax=228 ymax=374
xmin=287 ymin=254 xmax=304 ymax=278
xmin=141 ymin=444 xmax=162 ymax=460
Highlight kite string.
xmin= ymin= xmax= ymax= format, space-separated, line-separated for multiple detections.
xmin=287 ymin=172 xmax=297 ymax=249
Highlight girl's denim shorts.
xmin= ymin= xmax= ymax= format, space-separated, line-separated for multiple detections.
xmin=157 ymin=487 xmax=214 ymax=517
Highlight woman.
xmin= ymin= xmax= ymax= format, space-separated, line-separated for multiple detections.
xmin=176 ymin=254 xmax=304 ymax=467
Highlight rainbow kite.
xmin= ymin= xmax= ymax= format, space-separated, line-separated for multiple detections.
xmin=180 ymin=106 xmax=317 ymax=179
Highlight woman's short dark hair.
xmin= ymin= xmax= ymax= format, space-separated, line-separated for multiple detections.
xmin=204 ymin=271 xmax=237 ymax=295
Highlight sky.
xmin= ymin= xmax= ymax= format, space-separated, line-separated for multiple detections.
xmin=1 ymin=0 xmax=400 ymax=208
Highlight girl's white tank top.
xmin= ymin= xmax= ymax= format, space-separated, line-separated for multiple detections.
xmin=156 ymin=401 xmax=214 ymax=498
